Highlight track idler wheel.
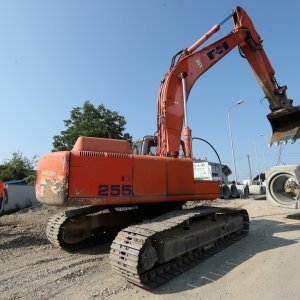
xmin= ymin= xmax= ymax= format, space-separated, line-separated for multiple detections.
xmin=61 ymin=216 xmax=92 ymax=245
xmin=139 ymin=241 xmax=158 ymax=272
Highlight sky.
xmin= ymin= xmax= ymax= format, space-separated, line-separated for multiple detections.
xmin=0 ymin=0 xmax=299 ymax=181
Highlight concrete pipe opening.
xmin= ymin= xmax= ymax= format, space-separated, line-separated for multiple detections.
xmin=221 ymin=184 xmax=231 ymax=199
xmin=228 ymin=184 xmax=238 ymax=198
xmin=269 ymin=173 xmax=299 ymax=206
xmin=236 ymin=185 xmax=249 ymax=198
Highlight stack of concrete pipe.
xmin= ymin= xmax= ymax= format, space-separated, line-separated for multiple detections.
xmin=220 ymin=184 xmax=251 ymax=199
xmin=220 ymin=183 xmax=250 ymax=199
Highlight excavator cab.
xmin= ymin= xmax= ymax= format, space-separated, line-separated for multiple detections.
xmin=267 ymin=107 xmax=300 ymax=145
xmin=132 ymin=136 xmax=158 ymax=155
xmin=132 ymin=136 xmax=186 ymax=157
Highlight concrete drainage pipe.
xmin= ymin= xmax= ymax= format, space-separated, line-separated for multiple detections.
xmin=228 ymin=184 xmax=238 ymax=198
xmin=266 ymin=165 xmax=300 ymax=209
xmin=249 ymin=185 xmax=265 ymax=195
xmin=220 ymin=184 xmax=230 ymax=199
xmin=236 ymin=185 xmax=249 ymax=198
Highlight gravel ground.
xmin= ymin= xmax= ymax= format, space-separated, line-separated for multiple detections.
xmin=0 ymin=199 xmax=299 ymax=300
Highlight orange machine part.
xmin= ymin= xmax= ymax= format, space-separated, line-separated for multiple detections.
xmin=68 ymin=152 xmax=133 ymax=199
xmin=157 ymin=6 xmax=295 ymax=156
xmin=0 ymin=181 xmax=3 ymax=199
xmin=36 ymin=137 xmax=220 ymax=207
xmin=35 ymin=151 xmax=70 ymax=206
xmin=73 ymin=136 xmax=132 ymax=154
xmin=133 ymin=155 xmax=167 ymax=196
xmin=66 ymin=138 xmax=220 ymax=206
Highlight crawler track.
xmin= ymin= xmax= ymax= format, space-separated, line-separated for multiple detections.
xmin=46 ymin=204 xmax=181 ymax=251
xmin=110 ymin=206 xmax=249 ymax=289
xmin=46 ymin=206 xmax=107 ymax=251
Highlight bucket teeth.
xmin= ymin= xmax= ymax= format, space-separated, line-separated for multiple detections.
xmin=269 ymin=139 xmax=297 ymax=147
xmin=267 ymin=106 xmax=300 ymax=146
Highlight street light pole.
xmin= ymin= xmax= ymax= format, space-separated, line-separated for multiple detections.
xmin=227 ymin=100 xmax=244 ymax=184
xmin=253 ymin=133 xmax=266 ymax=185
xmin=247 ymin=154 xmax=253 ymax=183
xmin=259 ymin=133 xmax=267 ymax=172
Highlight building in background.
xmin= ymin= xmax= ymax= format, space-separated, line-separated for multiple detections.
xmin=0 ymin=180 xmax=38 ymax=214
xmin=193 ymin=160 xmax=232 ymax=184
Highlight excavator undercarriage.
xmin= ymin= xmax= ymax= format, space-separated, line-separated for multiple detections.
xmin=46 ymin=203 xmax=249 ymax=288
xmin=46 ymin=203 xmax=182 ymax=250
xmin=110 ymin=206 xmax=249 ymax=289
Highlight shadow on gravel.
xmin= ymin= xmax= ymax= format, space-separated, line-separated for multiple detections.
xmin=74 ymin=233 xmax=116 ymax=255
xmin=286 ymin=213 xmax=300 ymax=220
xmin=0 ymin=233 xmax=49 ymax=250
xmin=152 ymin=218 xmax=300 ymax=295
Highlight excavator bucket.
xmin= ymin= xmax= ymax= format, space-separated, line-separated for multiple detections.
xmin=267 ymin=106 xmax=300 ymax=145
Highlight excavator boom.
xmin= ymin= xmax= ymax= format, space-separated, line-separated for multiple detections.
xmin=157 ymin=6 xmax=300 ymax=156
xmin=233 ymin=7 xmax=300 ymax=145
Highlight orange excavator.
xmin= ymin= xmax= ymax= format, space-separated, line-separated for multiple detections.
xmin=0 ymin=181 xmax=3 ymax=213
xmin=36 ymin=7 xmax=300 ymax=288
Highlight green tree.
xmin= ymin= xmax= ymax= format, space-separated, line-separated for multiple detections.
xmin=0 ymin=152 xmax=37 ymax=184
xmin=52 ymin=101 xmax=132 ymax=151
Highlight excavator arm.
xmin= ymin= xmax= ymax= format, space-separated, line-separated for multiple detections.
xmin=157 ymin=6 xmax=300 ymax=157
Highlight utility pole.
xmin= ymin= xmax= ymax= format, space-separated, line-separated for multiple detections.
xmin=247 ymin=154 xmax=253 ymax=183
xmin=253 ymin=140 xmax=262 ymax=185
xmin=227 ymin=100 xmax=244 ymax=183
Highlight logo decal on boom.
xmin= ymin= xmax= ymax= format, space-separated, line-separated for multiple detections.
xmin=195 ymin=59 xmax=202 ymax=68
xmin=207 ymin=42 xmax=229 ymax=60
